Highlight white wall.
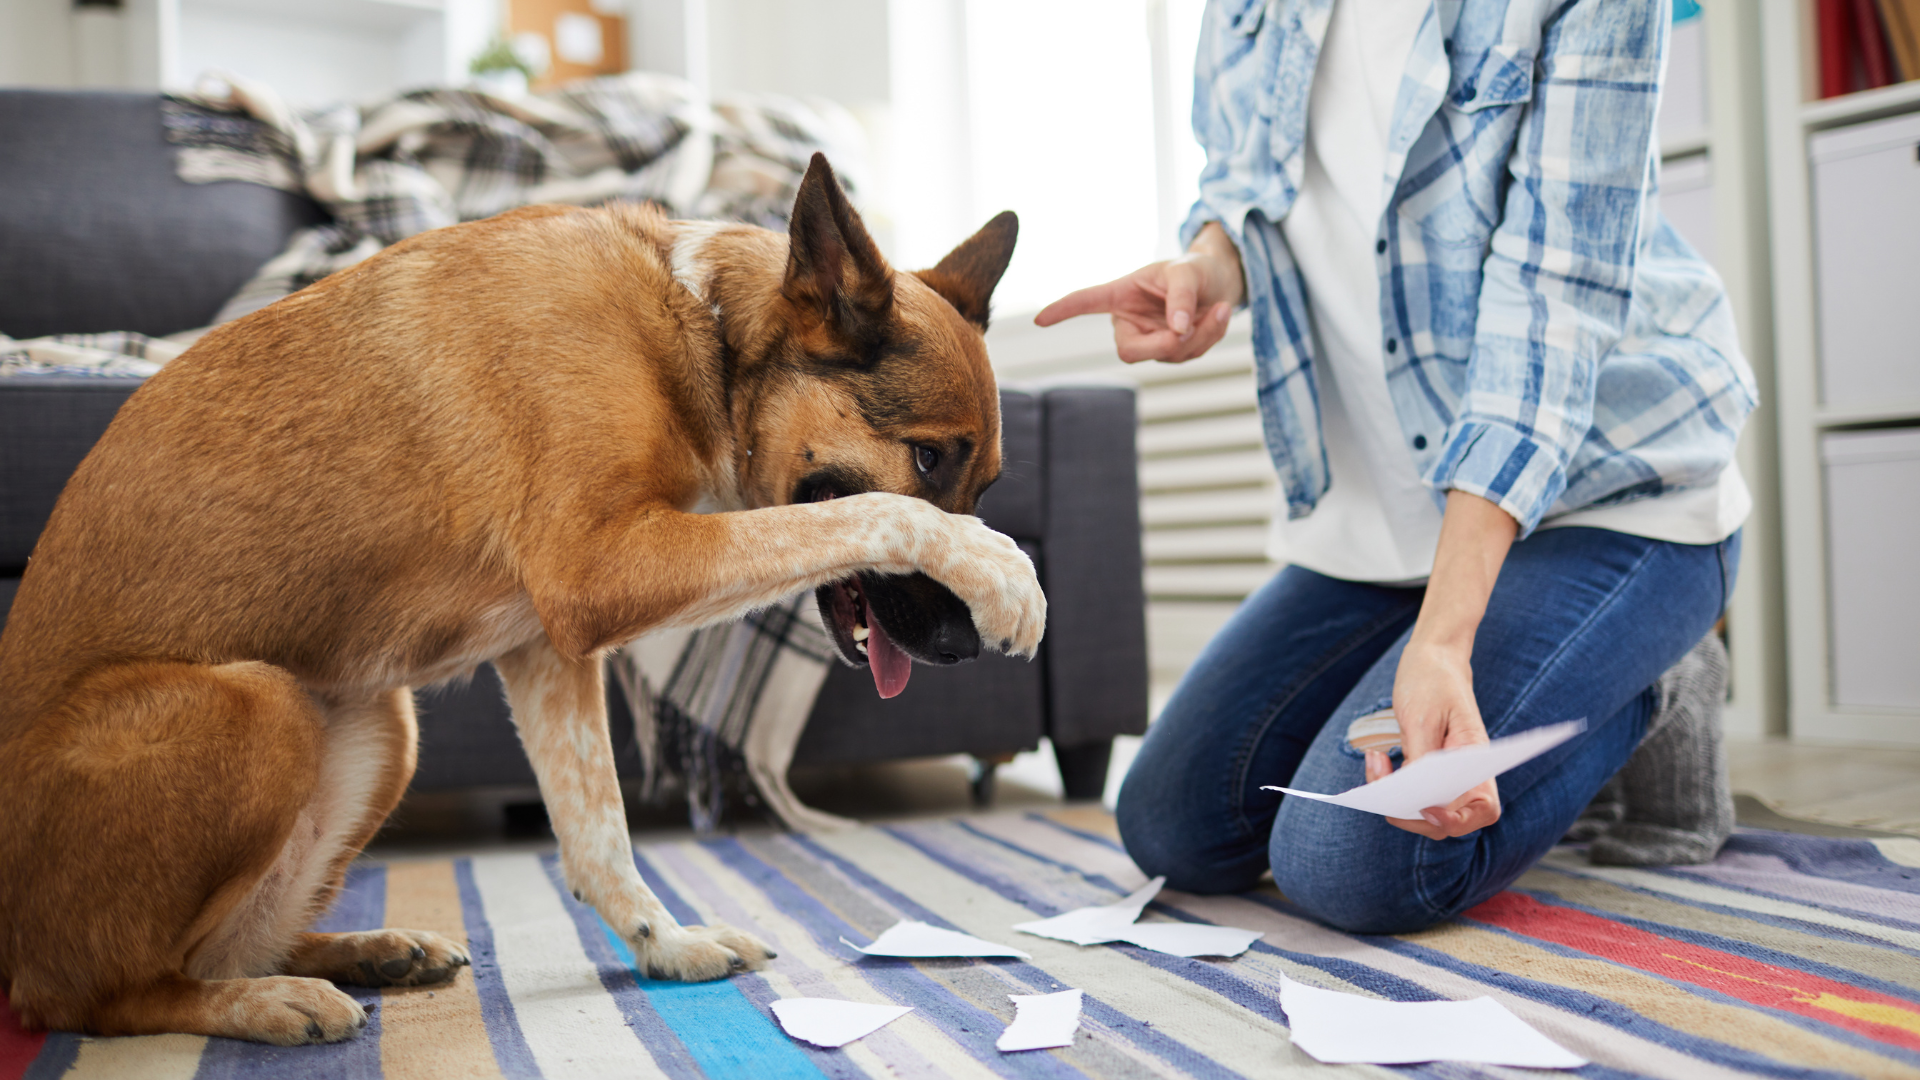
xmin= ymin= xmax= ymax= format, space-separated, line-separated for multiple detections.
xmin=0 ymin=0 xmax=79 ymax=87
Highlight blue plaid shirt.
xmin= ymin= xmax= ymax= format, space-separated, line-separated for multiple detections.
xmin=1182 ymin=0 xmax=1756 ymax=535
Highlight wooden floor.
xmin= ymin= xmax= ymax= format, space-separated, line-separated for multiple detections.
xmin=1729 ymin=738 xmax=1920 ymax=836
xmin=370 ymin=735 xmax=1920 ymax=860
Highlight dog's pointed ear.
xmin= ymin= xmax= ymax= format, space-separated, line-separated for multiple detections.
xmin=783 ymin=152 xmax=894 ymax=334
xmin=914 ymin=211 xmax=1018 ymax=330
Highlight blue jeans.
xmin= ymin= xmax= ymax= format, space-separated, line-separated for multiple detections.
xmin=1116 ymin=526 xmax=1740 ymax=934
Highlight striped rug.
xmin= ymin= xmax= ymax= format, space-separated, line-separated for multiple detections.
xmin=5 ymin=809 xmax=1919 ymax=1079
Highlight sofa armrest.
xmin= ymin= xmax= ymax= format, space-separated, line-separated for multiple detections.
xmin=1040 ymin=387 xmax=1148 ymax=747
xmin=0 ymin=378 xmax=144 ymax=572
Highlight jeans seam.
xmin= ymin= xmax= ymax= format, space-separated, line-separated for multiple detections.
xmin=1229 ymin=599 xmax=1418 ymax=840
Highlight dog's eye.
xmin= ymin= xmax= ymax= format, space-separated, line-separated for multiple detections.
xmin=914 ymin=445 xmax=940 ymax=477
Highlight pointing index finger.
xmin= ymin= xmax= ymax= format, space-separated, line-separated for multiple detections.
xmin=1034 ymin=283 xmax=1119 ymax=327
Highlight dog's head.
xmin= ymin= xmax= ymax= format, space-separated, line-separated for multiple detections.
xmin=731 ymin=154 xmax=1017 ymax=699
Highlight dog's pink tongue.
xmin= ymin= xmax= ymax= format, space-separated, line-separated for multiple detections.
xmin=864 ymin=598 xmax=912 ymax=699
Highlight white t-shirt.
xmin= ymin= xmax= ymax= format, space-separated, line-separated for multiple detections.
xmin=1269 ymin=0 xmax=1749 ymax=584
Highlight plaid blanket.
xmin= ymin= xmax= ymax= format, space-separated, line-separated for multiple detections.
xmin=160 ymin=71 xmax=867 ymax=323
xmin=3 ymin=72 xmax=868 ymax=831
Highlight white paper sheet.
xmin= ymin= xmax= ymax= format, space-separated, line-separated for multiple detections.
xmin=1013 ymin=878 xmax=1163 ymax=945
xmin=1013 ymin=878 xmax=1263 ymax=958
xmin=996 ymin=988 xmax=1083 ymax=1051
xmin=842 ymin=920 xmax=1032 ymax=959
xmin=1279 ymin=975 xmax=1586 ymax=1068
xmin=1263 ymin=719 xmax=1586 ymax=819
xmin=770 ymin=998 xmax=913 ymax=1048
xmin=1115 ymin=923 xmax=1264 ymax=958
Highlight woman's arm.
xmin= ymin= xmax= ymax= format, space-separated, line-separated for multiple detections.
xmin=1033 ymin=221 xmax=1243 ymax=364
xmin=1369 ymin=490 xmax=1517 ymax=839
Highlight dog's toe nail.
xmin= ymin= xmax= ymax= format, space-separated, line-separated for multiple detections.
xmin=635 ymin=922 xmax=651 ymax=939
xmin=410 ymin=945 xmax=426 ymax=960
xmin=306 ymin=1020 xmax=324 ymax=1041
xmin=1000 ymin=638 xmax=1012 ymax=652
xmin=729 ymin=955 xmax=746 ymax=971
xmin=380 ymin=956 xmax=414 ymax=979
xmin=572 ymin=889 xmax=583 ymax=903
xmin=765 ymin=950 xmax=779 ymax=960
xmin=357 ymin=1011 xmax=369 ymax=1029
xmin=456 ymin=953 xmax=472 ymax=967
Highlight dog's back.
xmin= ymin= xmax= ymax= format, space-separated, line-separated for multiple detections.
xmin=0 ymin=202 xmax=724 ymax=724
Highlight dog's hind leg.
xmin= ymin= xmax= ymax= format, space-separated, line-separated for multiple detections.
xmin=275 ymin=690 xmax=470 ymax=988
xmin=0 ymin=660 xmax=366 ymax=1042
xmin=493 ymin=636 xmax=775 ymax=981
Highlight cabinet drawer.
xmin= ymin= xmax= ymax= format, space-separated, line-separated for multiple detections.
xmin=1811 ymin=112 xmax=1920 ymax=409
xmin=1822 ymin=427 xmax=1920 ymax=709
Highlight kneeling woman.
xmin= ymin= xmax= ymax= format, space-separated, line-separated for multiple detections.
xmin=1038 ymin=0 xmax=1753 ymax=932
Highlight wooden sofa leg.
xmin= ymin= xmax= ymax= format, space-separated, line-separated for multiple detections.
xmin=1054 ymin=739 xmax=1113 ymax=803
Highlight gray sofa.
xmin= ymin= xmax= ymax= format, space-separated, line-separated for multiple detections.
xmin=0 ymin=88 xmax=1149 ymax=803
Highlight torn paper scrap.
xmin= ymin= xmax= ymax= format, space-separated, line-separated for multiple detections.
xmin=1279 ymin=975 xmax=1586 ymax=1068
xmin=842 ymin=920 xmax=1032 ymax=959
xmin=1263 ymin=719 xmax=1586 ymax=820
xmin=1014 ymin=878 xmax=1262 ymax=957
xmin=997 ymin=988 xmax=1083 ymax=1052
xmin=770 ymin=998 xmax=913 ymax=1048
xmin=1117 ymin=922 xmax=1262 ymax=958
xmin=1014 ymin=878 xmax=1164 ymax=945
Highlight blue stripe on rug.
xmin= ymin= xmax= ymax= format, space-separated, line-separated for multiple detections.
xmin=942 ymin=819 xmax=1462 ymax=1003
xmin=1453 ymin=909 xmax=1920 ymax=1072
xmin=674 ymin=840 xmax=1087 ymax=1080
xmin=1324 ymin=910 xmax=1875 ymax=1080
xmin=454 ymin=857 xmax=542 ymax=1079
xmin=1509 ymin=885 xmax=1920 ymax=1003
xmin=193 ymin=863 xmax=386 ymax=1080
xmin=776 ymin=833 xmax=1256 ymax=1080
xmin=533 ymin=851 xmax=810 ymax=1080
xmin=18 ymin=1034 xmax=79 ymax=1080
xmin=1530 ymin=863 xmax=1920 ymax=962
xmin=1721 ymin=833 xmax=1920 ymax=896
xmin=715 ymin=836 xmax=1174 ymax=1080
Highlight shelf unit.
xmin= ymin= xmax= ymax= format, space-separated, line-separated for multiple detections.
xmin=1686 ymin=1 xmax=1788 ymax=742
xmin=93 ymin=0 xmax=493 ymax=106
xmin=1761 ymin=0 xmax=1920 ymax=747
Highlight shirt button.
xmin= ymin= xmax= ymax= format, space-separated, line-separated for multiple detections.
xmin=1443 ymin=38 xmax=1453 ymax=54
xmin=1385 ymin=338 xmax=1398 ymax=354
xmin=1375 ymin=239 xmax=1387 ymax=254
xmin=1413 ymin=435 xmax=1428 ymax=450
xmin=1461 ymin=80 xmax=1477 ymax=101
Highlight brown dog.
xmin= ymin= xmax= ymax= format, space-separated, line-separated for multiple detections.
xmin=0 ymin=154 xmax=1042 ymax=1044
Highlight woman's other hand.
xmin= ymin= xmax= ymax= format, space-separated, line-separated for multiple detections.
xmin=1371 ymin=640 xmax=1501 ymax=840
xmin=1034 ymin=221 xmax=1245 ymax=364
xmin=1369 ymin=491 xmax=1519 ymax=840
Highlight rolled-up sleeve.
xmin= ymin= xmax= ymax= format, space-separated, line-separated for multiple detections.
xmin=1428 ymin=0 xmax=1666 ymax=534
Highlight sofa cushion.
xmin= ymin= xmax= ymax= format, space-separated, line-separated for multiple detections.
xmin=973 ymin=389 xmax=1042 ymax=540
xmin=0 ymin=90 xmax=328 ymax=339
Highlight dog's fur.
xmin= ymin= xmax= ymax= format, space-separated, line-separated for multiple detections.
xmin=0 ymin=155 xmax=1042 ymax=1044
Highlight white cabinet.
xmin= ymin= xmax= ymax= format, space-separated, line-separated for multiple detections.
xmin=1662 ymin=153 xmax=1716 ymax=263
xmin=1822 ymin=429 xmax=1920 ymax=710
xmin=1810 ymin=112 xmax=1920 ymax=409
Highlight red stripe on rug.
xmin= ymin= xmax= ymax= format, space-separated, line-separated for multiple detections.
xmin=0 ymin=998 xmax=47 ymax=1080
xmin=1467 ymin=891 xmax=1920 ymax=1051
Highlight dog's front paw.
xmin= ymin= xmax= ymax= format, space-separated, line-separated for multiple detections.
xmin=286 ymin=928 xmax=472 ymax=987
xmin=631 ymin=922 xmax=777 ymax=982
xmin=940 ymin=519 xmax=1047 ymax=658
xmin=229 ymin=976 xmax=369 ymax=1045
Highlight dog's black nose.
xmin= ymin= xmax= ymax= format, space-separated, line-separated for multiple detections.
xmin=930 ymin=619 xmax=979 ymax=665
